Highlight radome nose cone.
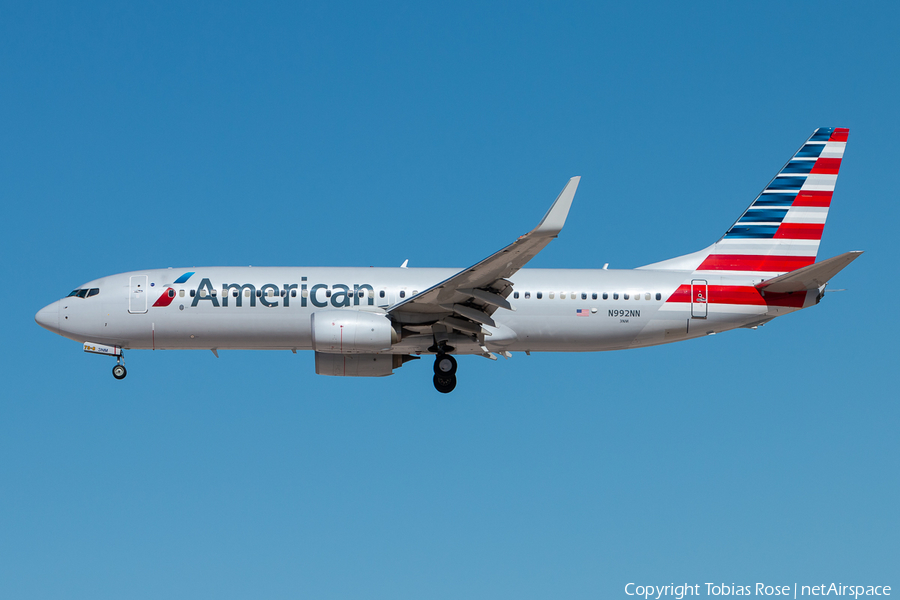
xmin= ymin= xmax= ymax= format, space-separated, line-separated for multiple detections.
xmin=35 ymin=301 xmax=60 ymax=334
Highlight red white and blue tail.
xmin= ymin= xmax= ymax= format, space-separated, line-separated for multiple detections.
xmin=642 ymin=128 xmax=848 ymax=277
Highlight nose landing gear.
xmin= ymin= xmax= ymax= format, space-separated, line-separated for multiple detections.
xmin=112 ymin=353 xmax=127 ymax=380
xmin=83 ymin=342 xmax=128 ymax=380
xmin=432 ymin=353 xmax=457 ymax=393
xmin=112 ymin=363 xmax=127 ymax=380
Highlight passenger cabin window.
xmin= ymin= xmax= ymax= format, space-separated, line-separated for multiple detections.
xmin=167 ymin=289 xmax=175 ymax=298
xmin=179 ymin=289 xmax=185 ymax=297
xmin=524 ymin=292 xmax=531 ymax=299
xmin=536 ymin=292 xmax=543 ymax=299
xmin=592 ymin=293 xmax=597 ymax=300
xmin=623 ymin=293 xmax=629 ymax=300
xmin=379 ymin=290 xmax=386 ymax=298
xmin=613 ymin=293 xmax=618 ymax=300
xmin=656 ymin=293 xmax=662 ymax=301
xmin=190 ymin=290 xmax=195 ymax=297
xmin=244 ymin=289 xmax=251 ymax=297
xmin=603 ymin=293 xmax=608 ymax=300
xmin=513 ymin=291 xmax=519 ymax=299
xmin=559 ymin=292 xmax=565 ymax=299
xmin=399 ymin=291 xmax=406 ymax=298
xmin=645 ymin=293 xmax=651 ymax=300
xmin=582 ymin=293 xmax=587 ymax=300
xmin=291 ymin=290 xmax=297 ymax=297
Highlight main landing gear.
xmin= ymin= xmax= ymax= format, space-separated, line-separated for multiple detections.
xmin=433 ymin=353 xmax=457 ymax=393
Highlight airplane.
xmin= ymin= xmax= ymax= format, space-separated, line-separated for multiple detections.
xmin=36 ymin=127 xmax=861 ymax=393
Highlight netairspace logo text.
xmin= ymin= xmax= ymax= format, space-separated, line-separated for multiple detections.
xmin=624 ymin=583 xmax=891 ymax=599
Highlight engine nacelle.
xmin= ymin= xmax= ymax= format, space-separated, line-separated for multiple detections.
xmin=311 ymin=310 xmax=398 ymax=354
xmin=315 ymin=352 xmax=413 ymax=377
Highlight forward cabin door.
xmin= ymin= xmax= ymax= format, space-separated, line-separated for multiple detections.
xmin=129 ymin=275 xmax=149 ymax=314
xmin=690 ymin=279 xmax=708 ymax=319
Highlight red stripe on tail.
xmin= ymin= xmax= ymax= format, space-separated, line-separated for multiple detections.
xmin=793 ymin=191 xmax=832 ymax=207
xmin=810 ymin=158 xmax=841 ymax=174
xmin=774 ymin=223 xmax=825 ymax=240
xmin=666 ymin=285 xmax=807 ymax=308
xmin=829 ymin=128 xmax=849 ymax=142
xmin=697 ymin=255 xmax=815 ymax=272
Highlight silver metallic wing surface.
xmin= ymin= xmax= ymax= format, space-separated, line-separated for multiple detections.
xmin=388 ymin=177 xmax=580 ymax=327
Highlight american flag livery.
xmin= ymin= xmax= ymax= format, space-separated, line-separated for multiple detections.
xmin=695 ymin=127 xmax=848 ymax=277
xmin=576 ymin=309 xmax=590 ymax=316
xmin=639 ymin=128 xmax=852 ymax=311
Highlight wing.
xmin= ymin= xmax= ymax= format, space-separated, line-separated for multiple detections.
xmin=388 ymin=177 xmax=581 ymax=333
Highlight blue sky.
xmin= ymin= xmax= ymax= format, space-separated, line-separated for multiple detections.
xmin=1 ymin=2 xmax=897 ymax=598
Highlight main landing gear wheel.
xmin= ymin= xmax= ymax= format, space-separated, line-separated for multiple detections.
xmin=433 ymin=373 xmax=457 ymax=394
xmin=434 ymin=353 xmax=457 ymax=376
xmin=112 ymin=364 xmax=127 ymax=380
xmin=432 ymin=353 xmax=458 ymax=393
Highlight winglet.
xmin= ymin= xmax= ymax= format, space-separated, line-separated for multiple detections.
xmin=531 ymin=176 xmax=580 ymax=237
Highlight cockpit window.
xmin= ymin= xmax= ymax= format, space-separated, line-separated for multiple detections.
xmin=68 ymin=288 xmax=100 ymax=298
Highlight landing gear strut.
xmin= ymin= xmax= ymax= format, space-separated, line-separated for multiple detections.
xmin=433 ymin=353 xmax=457 ymax=393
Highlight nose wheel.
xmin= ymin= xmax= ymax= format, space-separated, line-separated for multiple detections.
xmin=112 ymin=354 xmax=127 ymax=380
xmin=433 ymin=353 xmax=457 ymax=393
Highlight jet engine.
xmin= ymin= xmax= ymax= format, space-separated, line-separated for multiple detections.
xmin=311 ymin=310 xmax=399 ymax=354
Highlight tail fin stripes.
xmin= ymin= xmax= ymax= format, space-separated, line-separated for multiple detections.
xmin=638 ymin=128 xmax=848 ymax=276
xmin=697 ymin=127 xmax=848 ymax=276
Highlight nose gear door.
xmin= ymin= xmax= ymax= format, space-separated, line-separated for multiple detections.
xmin=129 ymin=275 xmax=148 ymax=314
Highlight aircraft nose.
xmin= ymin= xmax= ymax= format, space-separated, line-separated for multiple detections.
xmin=35 ymin=301 xmax=60 ymax=334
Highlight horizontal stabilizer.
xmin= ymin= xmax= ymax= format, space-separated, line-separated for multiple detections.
xmin=756 ymin=251 xmax=862 ymax=293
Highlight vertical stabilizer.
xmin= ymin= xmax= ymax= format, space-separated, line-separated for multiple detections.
xmin=641 ymin=128 xmax=848 ymax=276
